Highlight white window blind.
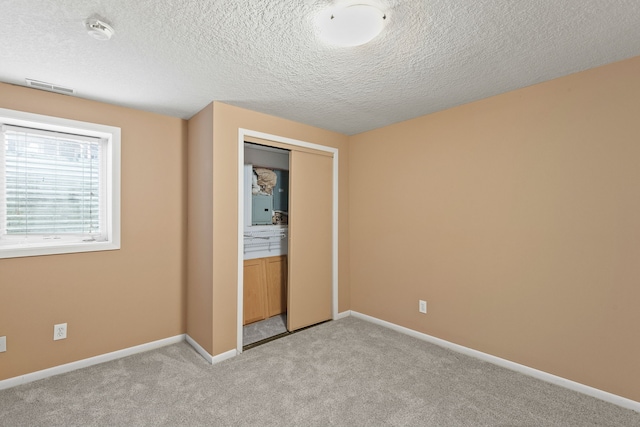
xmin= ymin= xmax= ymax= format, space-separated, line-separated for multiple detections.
xmin=0 ymin=124 xmax=107 ymax=242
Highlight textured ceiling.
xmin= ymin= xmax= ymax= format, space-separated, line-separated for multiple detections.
xmin=1 ymin=0 xmax=639 ymax=135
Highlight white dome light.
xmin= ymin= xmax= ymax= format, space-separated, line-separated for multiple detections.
xmin=318 ymin=4 xmax=387 ymax=47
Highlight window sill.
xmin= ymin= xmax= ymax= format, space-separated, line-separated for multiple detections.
xmin=0 ymin=240 xmax=120 ymax=259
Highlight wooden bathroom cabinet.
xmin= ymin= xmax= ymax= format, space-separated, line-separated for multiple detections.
xmin=243 ymin=255 xmax=287 ymax=325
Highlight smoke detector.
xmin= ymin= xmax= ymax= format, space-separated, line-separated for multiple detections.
xmin=85 ymin=18 xmax=115 ymax=41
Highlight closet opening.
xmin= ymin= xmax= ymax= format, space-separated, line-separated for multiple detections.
xmin=242 ymin=142 xmax=290 ymax=348
xmin=237 ymin=128 xmax=339 ymax=355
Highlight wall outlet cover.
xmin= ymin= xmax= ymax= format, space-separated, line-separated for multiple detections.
xmin=419 ymin=300 xmax=427 ymax=314
xmin=0 ymin=336 xmax=6 ymax=352
xmin=54 ymin=323 xmax=67 ymax=341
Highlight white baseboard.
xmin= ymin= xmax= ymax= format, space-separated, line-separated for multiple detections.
xmin=0 ymin=334 xmax=185 ymax=391
xmin=349 ymin=311 xmax=640 ymax=413
xmin=335 ymin=310 xmax=351 ymax=320
xmin=212 ymin=348 xmax=237 ymax=364
xmin=185 ymin=335 xmax=237 ymax=365
xmin=185 ymin=335 xmax=213 ymax=364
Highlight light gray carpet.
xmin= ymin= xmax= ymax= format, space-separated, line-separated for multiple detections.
xmin=243 ymin=313 xmax=288 ymax=346
xmin=0 ymin=317 xmax=638 ymax=426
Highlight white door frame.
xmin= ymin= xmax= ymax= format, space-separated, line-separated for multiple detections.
xmin=237 ymin=128 xmax=339 ymax=354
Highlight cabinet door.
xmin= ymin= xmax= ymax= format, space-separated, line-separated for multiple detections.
xmin=243 ymin=259 xmax=268 ymax=325
xmin=265 ymin=255 xmax=287 ymax=317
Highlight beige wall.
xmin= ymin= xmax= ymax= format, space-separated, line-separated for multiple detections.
xmin=187 ymin=102 xmax=350 ymax=356
xmin=349 ymin=56 xmax=640 ymax=402
xmin=0 ymin=83 xmax=187 ymax=380
xmin=4 ymin=54 xmax=638 ymax=404
xmin=186 ymin=103 xmax=214 ymax=352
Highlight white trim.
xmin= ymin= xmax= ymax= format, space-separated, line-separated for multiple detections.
xmin=336 ymin=310 xmax=352 ymax=320
xmin=185 ymin=335 xmax=239 ymax=365
xmin=0 ymin=334 xmax=184 ymax=391
xmin=237 ymin=133 xmax=245 ymax=354
xmin=211 ymin=349 xmax=238 ymax=364
xmin=332 ymin=150 xmax=339 ymax=321
xmin=237 ymin=128 xmax=339 ymax=354
xmin=349 ymin=311 xmax=640 ymax=413
xmin=185 ymin=334 xmax=214 ymax=364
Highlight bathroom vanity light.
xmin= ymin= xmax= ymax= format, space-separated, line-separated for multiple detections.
xmin=317 ymin=3 xmax=387 ymax=47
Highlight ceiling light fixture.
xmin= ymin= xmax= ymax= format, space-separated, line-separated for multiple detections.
xmin=85 ymin=18 xmax=115 ymax=41
xmin=317 ymin=3 xmax=387 ymax=47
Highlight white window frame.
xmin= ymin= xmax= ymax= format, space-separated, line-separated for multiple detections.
xmin=0 ymin=108 xmax=120 ymax=259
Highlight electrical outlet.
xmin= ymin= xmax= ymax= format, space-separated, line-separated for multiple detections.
xmin=53 ymin=323 xmax=67 ymax=341
xmin=0 ymin=336 xmax=6 ymax=352
xmin=419 ymin=300 xmax=427 ymax=314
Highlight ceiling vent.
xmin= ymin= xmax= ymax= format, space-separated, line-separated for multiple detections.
xmin=25 ymin=79 xmax=75 ymax=95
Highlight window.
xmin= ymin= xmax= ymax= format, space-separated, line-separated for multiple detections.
xmin=0 ymin=108 xmax=120 ymax=258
